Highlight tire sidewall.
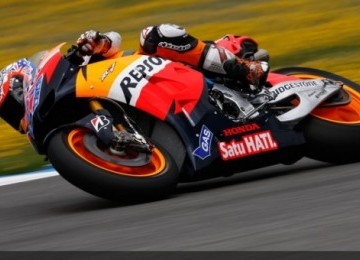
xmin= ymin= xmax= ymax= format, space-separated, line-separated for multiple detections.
xmin=47 ymin=129 xmax=179 ymax=201
xmin=274 ymin=67 xmax=360 ymax=163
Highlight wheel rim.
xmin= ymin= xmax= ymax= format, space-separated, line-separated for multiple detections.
xmin=290 ymin=73 xmax=360 ymax=124
xmin=67 ymin=128 xmax=166 ymax=177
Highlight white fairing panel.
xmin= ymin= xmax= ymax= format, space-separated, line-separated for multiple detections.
xmin=268 ymin=79 xmax=342 ymax=122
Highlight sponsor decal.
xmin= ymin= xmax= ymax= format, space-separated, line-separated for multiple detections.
xmin=91 ymin=115 xmax=110 ymax=132
xmin=223 ymin=123 xmax=261 ymax=137
xmin=109 ymin=56 xmax=170 ymax=105
xmin=193 ymin=125 xmax=213 ymax=160
xmin=158 ymin=41 xmax=192 ymax=52
xmin=271 ymin=80 xmax=320 ymax=96
xmin=218 ymin=130 xmax=278 ymax=160
xmin=307 ymin=89 xmax=327 ymax=99
xmin=100 ymin=62 xmax=116 ymax=82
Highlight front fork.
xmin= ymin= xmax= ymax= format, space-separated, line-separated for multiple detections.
xmin=81 ymin=99 xmax=154 ymax=154
xmin=89 ymin=99 xmax=126 ymax=131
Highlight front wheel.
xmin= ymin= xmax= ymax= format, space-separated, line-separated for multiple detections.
xmin=47 ymin=128 xmax=179 ymax=202
xmin=274 ymin=67 xmax=360 ymax=163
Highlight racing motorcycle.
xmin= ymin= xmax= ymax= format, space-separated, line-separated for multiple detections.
xmin=1 ymin=42 xmax=360 ymax=202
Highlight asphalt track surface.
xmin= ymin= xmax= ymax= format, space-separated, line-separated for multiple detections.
xmin=1 ymin=158 xmax=360 ymax=251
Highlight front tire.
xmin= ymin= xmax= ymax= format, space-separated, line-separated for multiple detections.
xmin=274 ymin=67 xmax=360 ymax=163
xmin=47 ymin=128 xmax=179 ymax=202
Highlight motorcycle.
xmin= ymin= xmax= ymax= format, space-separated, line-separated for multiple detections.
xmin=2 ymin=42 xmax=360 ymax=202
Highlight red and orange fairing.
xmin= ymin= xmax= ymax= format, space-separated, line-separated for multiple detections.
xmin=75 ymin=54 xmax=205 ymax=120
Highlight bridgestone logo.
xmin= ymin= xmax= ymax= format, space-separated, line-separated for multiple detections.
xmin=271 ymin=80 xmax=320 ymax=96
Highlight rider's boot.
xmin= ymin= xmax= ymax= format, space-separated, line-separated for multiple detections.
xmin=223 ymin=58 xmax=269 ymax=90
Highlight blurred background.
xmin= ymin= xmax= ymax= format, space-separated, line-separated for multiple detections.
xmin=0 ymin=0 xmax=359 ymax=175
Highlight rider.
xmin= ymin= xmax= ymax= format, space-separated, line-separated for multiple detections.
xmin=0 ymin=24 xmax=269 ymax=132
xmin=138 ymin=24 xmax=269 ymax=88
xmin=75 ymin=24 xmax=269 ymax=89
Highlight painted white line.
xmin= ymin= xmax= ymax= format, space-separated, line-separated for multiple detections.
xmin=0 ymin=167 xmax=59 ymax=187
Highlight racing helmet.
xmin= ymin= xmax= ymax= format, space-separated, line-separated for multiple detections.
xmin=0 ymin=58 xmax=35 ymax=130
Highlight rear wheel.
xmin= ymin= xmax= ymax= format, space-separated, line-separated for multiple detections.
xmin=274 ymin=67 xmax=360 ymax=163
xmin=47 ymin=127 xmax=179 ymax=202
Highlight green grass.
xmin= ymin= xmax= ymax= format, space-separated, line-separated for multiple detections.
xmin=1 ymin=0 xmax=359 ymax=174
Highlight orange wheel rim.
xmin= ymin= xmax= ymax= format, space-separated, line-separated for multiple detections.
xmin=67 ymin=128 xmax=166 ymax=177
xmin=290 ymin=74 xmax=360 ymax=124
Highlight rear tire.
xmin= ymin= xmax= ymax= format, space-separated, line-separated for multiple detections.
xmin=47 ymin=128 xmax=179 ymax=202
xmin=274 ymin=67 xmax=360 ymax=163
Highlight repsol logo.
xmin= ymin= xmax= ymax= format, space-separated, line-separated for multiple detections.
xmin=120 ymin=56 xmax=167 ymax=104
xmin=272 ymin=80 xmax=320 ymax=96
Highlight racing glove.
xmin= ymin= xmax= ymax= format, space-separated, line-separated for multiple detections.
xmin=76 ymin=30 xmax=121 ymax=58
